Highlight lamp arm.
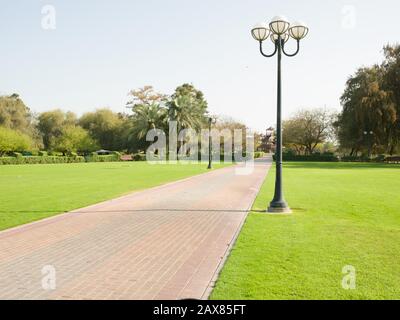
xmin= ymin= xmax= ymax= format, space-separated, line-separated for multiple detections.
xmin=259 ymin=40 xmax=278 ymax=58
xmin=282 ymin=39 xmax=300 ymax=57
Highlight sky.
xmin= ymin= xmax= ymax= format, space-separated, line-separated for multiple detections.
xmin=0 ymin=0 xmax=399 ymax=132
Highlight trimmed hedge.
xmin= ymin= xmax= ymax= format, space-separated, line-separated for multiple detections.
xmin=273 ymin=153 xmax=339 ymax=162
xmin=85 ymin=154 xmax=121 ymax=162
xmin=0 ymin=156 xmax=85 ymax=165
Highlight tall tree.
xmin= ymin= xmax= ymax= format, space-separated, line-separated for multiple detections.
xmin=52 ymin=125 xmax=98 ymax=155
xmin=167 ymin=84 xmax=208 ymax=132
xmin=381 ymin=45 xmax=400 ymax=154
xmin=126 ymin=86 xmax=168 ymax=152
xmin=283 ymin=108 xmax=336 ymax=155
xmin=79 ymin=109 xmax=127 ymax=150
xmin=37 ymin=110 xmax=77 ymax=150
xmin=0 ymin=94 xmax=38 ymax=138
xmin=337 ymin=65 xmax=396 ymax=155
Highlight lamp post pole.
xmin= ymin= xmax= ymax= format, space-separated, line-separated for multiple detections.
xmin=208 ymin=117 xmax=213 ymax=169
xmin=251 ymin=16 xmax=309 ymax=213
xmin=271 ymin=37 xmax=287 ymax=212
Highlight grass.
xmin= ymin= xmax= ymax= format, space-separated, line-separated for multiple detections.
xmin=211 ymin=162 xmax=400 ymax=300
xmin=0 ymin=161 xmax=226 ymax=231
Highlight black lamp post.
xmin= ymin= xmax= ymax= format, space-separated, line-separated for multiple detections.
xmin=207 ymin=117 xmax=216 ymax=169
xmin=363 ymin=131 xmax=374 ymax=158
xmin=251 ymin=16 xmax=309 ymax=213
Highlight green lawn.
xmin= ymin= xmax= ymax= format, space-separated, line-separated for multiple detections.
xmin=0 ymin=162 xmax=226 ymax=231
xmin=211 ymin=162 xmax=400 ymax=300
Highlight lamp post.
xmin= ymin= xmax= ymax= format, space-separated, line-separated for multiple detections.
xmin=251 ymin=16 xmax=309 ymax=213
xmin=363 ymin=131 xmax=374 ymax=158
xmin=207 ymin=117 xmax=216 ymax=169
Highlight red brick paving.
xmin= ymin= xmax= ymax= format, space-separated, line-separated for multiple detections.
xmin=0 ymin=159 xmax=271 ymax=300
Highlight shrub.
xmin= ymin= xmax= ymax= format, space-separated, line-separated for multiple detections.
xmin=273 ymin=153 xmax=339 ymax=162
xmin=0 ymin=156 xmax=85 ymax=165
xmin=86 ymin=154 xmax=120 ymax=162
xmin=38 ymin=151 xmax=48 ymax=157
xmin=340 ymin=155 xmax=370 ymax=162
xmin=0 ymin=127 xmax=33 ymax=155
xmin=133 ymin=153 xmax=146 ymax=161
xmin=254 ymin=152 xmax=264 ymax=159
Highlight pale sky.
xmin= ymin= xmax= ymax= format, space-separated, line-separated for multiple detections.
xmin=0 ymin=0 xmax=399 ymax=132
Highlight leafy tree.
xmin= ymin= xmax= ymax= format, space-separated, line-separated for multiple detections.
xmin=335 ymin=44 xmax=400 ymax=155
xmin=0 ymin=94 xmax=34 ymax=135
xmin=381 ymin=45 xmax=400 ymax=154
xmin=126 ymin=86 xmax=168 ymax=152
xmin=79 ymin=109 xmax=128 ymax=150
xmin=127 ymin=86 xmax=167 ymax=107
xmin=37 ymin=110 xmax=77 ymax=150
xmin=167 ymin=84 xmax=208 ymax=132
xmin=0 ymin=126 xmax=33 ymax=155
xmin=283 ymin=108 xmax=336 ymax=155
xmin=52 ymin=125 xmax=98 ymax=155
xmin=214 ymin=116 xmax=248 ymax=153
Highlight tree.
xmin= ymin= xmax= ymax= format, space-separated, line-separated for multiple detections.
xmin=283 ymin=108 xmax=336 ymax=155
xmin=0 ymin=127 xmax=33 ymax=156
xmin=0 ymin=94 xmax=34 ymax=135
xmin=52 ymin=126 xmax=98 ymax=155
xmin=126 ymin=86 xmax=168 ymax=152
xmin=381 ymin=45 xmax=400 ymax=154
xmin=214 ymin=116 xmax=248 ymax=153
xmin=37 ymin=110 xmax=77 ymax=150
xmin=79 ymin=109 xmax=128 ymax=150
xmin=167 ymin=84 xmax=208 ymax=132
xmin=335 ymin=44 xmax=400 ymax=155
xmin=127 ymin=86 xmax=167 ymax=107
xmin=128 ymin=104 xmax=167 ymax=152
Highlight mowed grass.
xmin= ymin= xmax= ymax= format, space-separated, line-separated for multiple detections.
xmin=0 ymin=162 xmax=226 ymax=231
xmin=211 ymin=162 xmax=400 ymax=300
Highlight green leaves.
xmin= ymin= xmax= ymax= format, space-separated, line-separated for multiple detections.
xmin=0 ymin=127 xmax=33 ymax=155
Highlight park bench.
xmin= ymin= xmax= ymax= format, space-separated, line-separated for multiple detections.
xmin=120 ymin=154 xmax=133 ymax=161
xmin=385 ymin=156 xmax=400 ymax=164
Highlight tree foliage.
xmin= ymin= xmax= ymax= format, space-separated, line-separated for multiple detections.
xmin=283 ymin=108 xmax=336 ymax=155
xmin=37 ymin=109 xmax=77 ymax=150
xmin=52 ymin=125 xmax=98 ymax=155
xmin=0 ymin=126 xmax=33 ymax=155
xmin=335 ymin=44 xmax=400 ymax=155
xmin=79 ymin=109 xmax=130 ymax=150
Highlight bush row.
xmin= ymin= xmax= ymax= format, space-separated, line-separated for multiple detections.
xmin=0 ymin=151 xmax=265 ymax=165
xmin=0 ymin=156 xmax=86 ymax=165
xmin=85 ymin=152 xmax=121 ymax=162
xmin=273 ymin=153 xmax=339 ymax=162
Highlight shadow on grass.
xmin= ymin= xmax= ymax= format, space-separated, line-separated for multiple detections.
xmin=283 ymin=162 xmax=400 ymax=170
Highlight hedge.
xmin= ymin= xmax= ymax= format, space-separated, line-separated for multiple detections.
xmin=0 ymin=156 xmax=85 ymax=165
xmin=273 ymin=153 xmax=339 ymax=162
xmin=85 ymin=154 xmax=121 ymax=162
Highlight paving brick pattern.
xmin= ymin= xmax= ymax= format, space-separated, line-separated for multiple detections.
xmin=0 ymin=159 xmax=271 ymax=300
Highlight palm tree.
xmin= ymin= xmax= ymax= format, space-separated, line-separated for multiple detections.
xmin=128 ymin=103 xmax=167 ymax=151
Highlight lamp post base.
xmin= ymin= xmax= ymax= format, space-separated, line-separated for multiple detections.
xmin=267 ymin=201 xmax=292 ymax=214
xmin=267 ymin=206 xmax=292 ymax=214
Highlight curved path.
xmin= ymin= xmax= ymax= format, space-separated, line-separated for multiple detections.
xmin=0 ymin=158 xmax=271 ymax=300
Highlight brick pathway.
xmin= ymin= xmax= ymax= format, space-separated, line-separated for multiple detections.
xmin=0 ymin=158 xmax=271 ymax=300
